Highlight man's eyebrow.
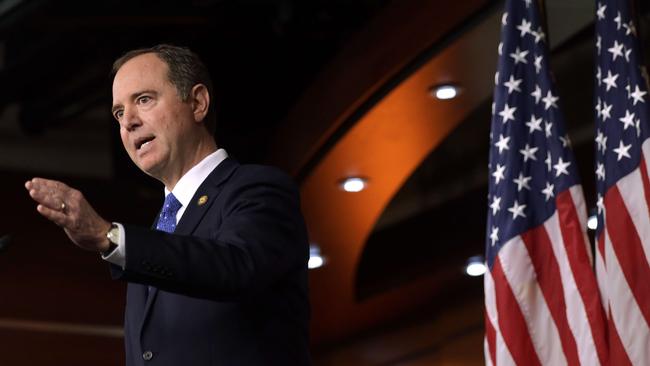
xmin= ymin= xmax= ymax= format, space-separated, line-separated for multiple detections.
xmin=111 ymin=103 xmax=123 ymax=115
xmin=111 ymin=90 xmax=157 ymax=114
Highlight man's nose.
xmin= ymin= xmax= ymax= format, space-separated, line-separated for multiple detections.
xmin=122 ymin=107 xmax=142 ymax=131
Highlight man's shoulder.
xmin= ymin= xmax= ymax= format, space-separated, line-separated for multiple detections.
xmin=227 ymin=162 xmax=298 ymax=189
xmin=216 ymin=163 xmax=302 ymax=208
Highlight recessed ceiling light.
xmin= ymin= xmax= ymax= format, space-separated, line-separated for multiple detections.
xmin=465 ymin=255 xmax=486 ymax=277
xmin=308 ymin=244 xmax=326 ymax=269
xmin=431 ymin=84 xmax=460 ymax=100
xmin=340 ymin=177 xmax=367 ymax=192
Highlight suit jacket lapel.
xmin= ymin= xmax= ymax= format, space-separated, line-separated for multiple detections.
xmin=138 ymin=158 xmax=239 ymax=330
xmin=174 ymin=157 xmax=238 ymax=235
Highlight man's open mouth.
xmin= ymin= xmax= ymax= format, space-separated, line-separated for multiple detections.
xmin=135 ymin=136 xmax=155 ymax=150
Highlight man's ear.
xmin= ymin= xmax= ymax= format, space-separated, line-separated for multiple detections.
xmin=190 ymin=84 xmax=210 ymax=123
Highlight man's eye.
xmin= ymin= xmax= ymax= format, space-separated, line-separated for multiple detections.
xmin=137 ymin=96 xmax=151 ymax=104
xmin=114 ymin=110 xmax=123 ymax=120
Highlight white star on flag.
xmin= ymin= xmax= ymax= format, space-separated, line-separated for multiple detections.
xmin=490 ymin=196 xmax=501 ymax=215
xmin=623 ymin=21 xmax=636 ymax=36
xmin=507 ymin=200 xmax=526 ymax=219
xmin=519 ymin=143 xmax=538 ymax=162
xmin=608 ymin=40 xmax=624 ymax=61
xmin=513 ymin=172 xmax=532 ymax=191
xmin=601 ymin=102 xmax=613 ymax=120
xmin=559 ymin=134 xmax=571 ymax=148
xmin=531 ymin=85 xmax=542 ymax=104
xmin=596 ymin=194 xmax=604 ymax=214
xmin=489 ymin=226 xmax=499 ymax=246
xmin=498 ymin=103 xmax=517 ymax=123
xmin=541 ymin=182 xmax=554 ymax=201
xmin=602 ymin=70 xmax=619 ymax=91
xmin=553 ymin=157 xmax=571 ymax=176
xmin=596 ymin=163 xmax=605 ymax=180
xmin=542 ymin=90 xmax=559 ymax=110
xmin=510 ymin=47 xmax=529 ymax=64
xmin=624 ymin=48 xmax=632 ymax=62
xmin=503 ymin=75 xmax=523 ymax=94
xmin=612 ymin=140 xmax=632 ymax=160
xmin=597 ymin=3 xmax=606 ymax=20
xmin=614 ymin=11 xmax=622 ymax=30
xmin=525 ymin=115 xmax=543 ymax=133
xmin=630 ymin=85 xmax=647 ymax=105
xmin=534 ymin=55 xmax=543 ymax=73
xmin=492 ymin=164 xmax=506 ymax=184
xmin=595 ymin=130 xmax=608 ymax=152
xmin=516 ymin=19 xmax=532 ymax=37
xmin=545 ymin=120 xmax=553 ymax=137
xmin=494 ymin=134 xmax=510 ymax=153
xmin=533 ymin=28 xmax=545 ymax=43
xmin=619 ymin=110 xmax=635 ymax=130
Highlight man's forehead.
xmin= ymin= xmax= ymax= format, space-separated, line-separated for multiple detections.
xmin=115 ymin=54 xmax=166 ymax=82
xmin=112 ymin=54 xmax=167 ymax=98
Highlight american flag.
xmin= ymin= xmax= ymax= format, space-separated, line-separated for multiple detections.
xmin=594 ymin=0 xmax=650 ymax=364
xmin=484 ymin=0 xmax=608 ymax=365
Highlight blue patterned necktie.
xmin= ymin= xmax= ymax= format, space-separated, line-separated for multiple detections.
xmin=148 ymin=193 xmax=182 ymax=295
xmin=157 ymin=193 xmax=182 ymax=234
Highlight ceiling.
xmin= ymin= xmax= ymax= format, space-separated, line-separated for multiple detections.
xmin=0 ymin=0 xmax=649 ymax=364
xmin=0 ymin=0 xmax=392 ymax=179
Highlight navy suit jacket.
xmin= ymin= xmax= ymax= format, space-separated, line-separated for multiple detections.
xmin=111 ymin=158 xmax=311 ymax=365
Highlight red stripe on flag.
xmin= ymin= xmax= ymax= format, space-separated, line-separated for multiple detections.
xmin=491 ymin=256 xmax=542 ymax=366
xmin=556 ymin=190 xmax=609 ymax=365
xmin=604 ymin=185 xmax=650 ymax=326
xmin=484 ymin=307 xmax=497 ymax=366
xmin=597 ymin=234 xmax=606 ymax=267
xmin=608 ymin=305 xmax=633 ymax=366
xmin=640 ymin=156 xmax=650 ymax=224
xmin=521 ymin=226 xmax=580 ymax=366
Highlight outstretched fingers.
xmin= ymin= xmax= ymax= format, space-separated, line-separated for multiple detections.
xmin=25 ymin=178 xmax=71 ymax=225
xmin=36 ymin=203 xmax=70 ymax=227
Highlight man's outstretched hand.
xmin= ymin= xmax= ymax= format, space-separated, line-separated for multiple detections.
xmin=25 ymin=178 xmax=112 ymax=253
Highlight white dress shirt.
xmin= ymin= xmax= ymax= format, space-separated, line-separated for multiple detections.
xmin=103 ymin=148 xmax=229 ymax=268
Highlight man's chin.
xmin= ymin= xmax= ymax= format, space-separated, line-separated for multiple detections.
xmin=135 ymin=158 xmax=163 ymax=179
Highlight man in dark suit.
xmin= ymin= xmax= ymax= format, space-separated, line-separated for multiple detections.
xmin=25 ymin=44 xmax=311 ymax=365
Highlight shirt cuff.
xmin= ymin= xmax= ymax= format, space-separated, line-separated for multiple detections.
xmin=101 ymin=222 xmax=126 ymax=268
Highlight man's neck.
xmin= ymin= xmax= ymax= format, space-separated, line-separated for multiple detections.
xmin=161 ymin=139 xmax=218 ymax=190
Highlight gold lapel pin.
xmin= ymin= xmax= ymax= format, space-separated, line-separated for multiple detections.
xmin=197 ymin=195 xmax=208 ymax=206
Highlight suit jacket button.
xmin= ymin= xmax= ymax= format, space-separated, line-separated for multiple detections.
xmin=142 ymin=350 xmax=153 ymax=361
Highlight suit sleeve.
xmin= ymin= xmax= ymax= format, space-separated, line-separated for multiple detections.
xmin=110 ymin=169 xmax=309 ymax=301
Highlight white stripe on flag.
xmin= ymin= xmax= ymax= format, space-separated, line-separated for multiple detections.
xmin=543 ymin=209 xmax=601 ymax=366
xmin=485 ymin=269 xmax=498 ymax=364
xmin=499 ymin=236 xmax=567 ymax=366
xmin=484 ymin=337 xmax=494 ymax=366
xmin=484 ymin=269 xmax=516 ymax=366
xmin=595 ymin=238 xmax=609 ymax=314
xmin=642 ymin=138 xmax=650 ymax=182
xmin=569 ymin=185 xmax=593 ymax=264
xmin=616 ymin=168 xmax=650 ymax=266
xmin=495 ymin=326 xmax=517 ymax=366
xmin=603 ymin=228 xmax=650 ymax=365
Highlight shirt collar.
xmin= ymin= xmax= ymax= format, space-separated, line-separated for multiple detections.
xmin=164 ymin=148 xmax=229 ymax=208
